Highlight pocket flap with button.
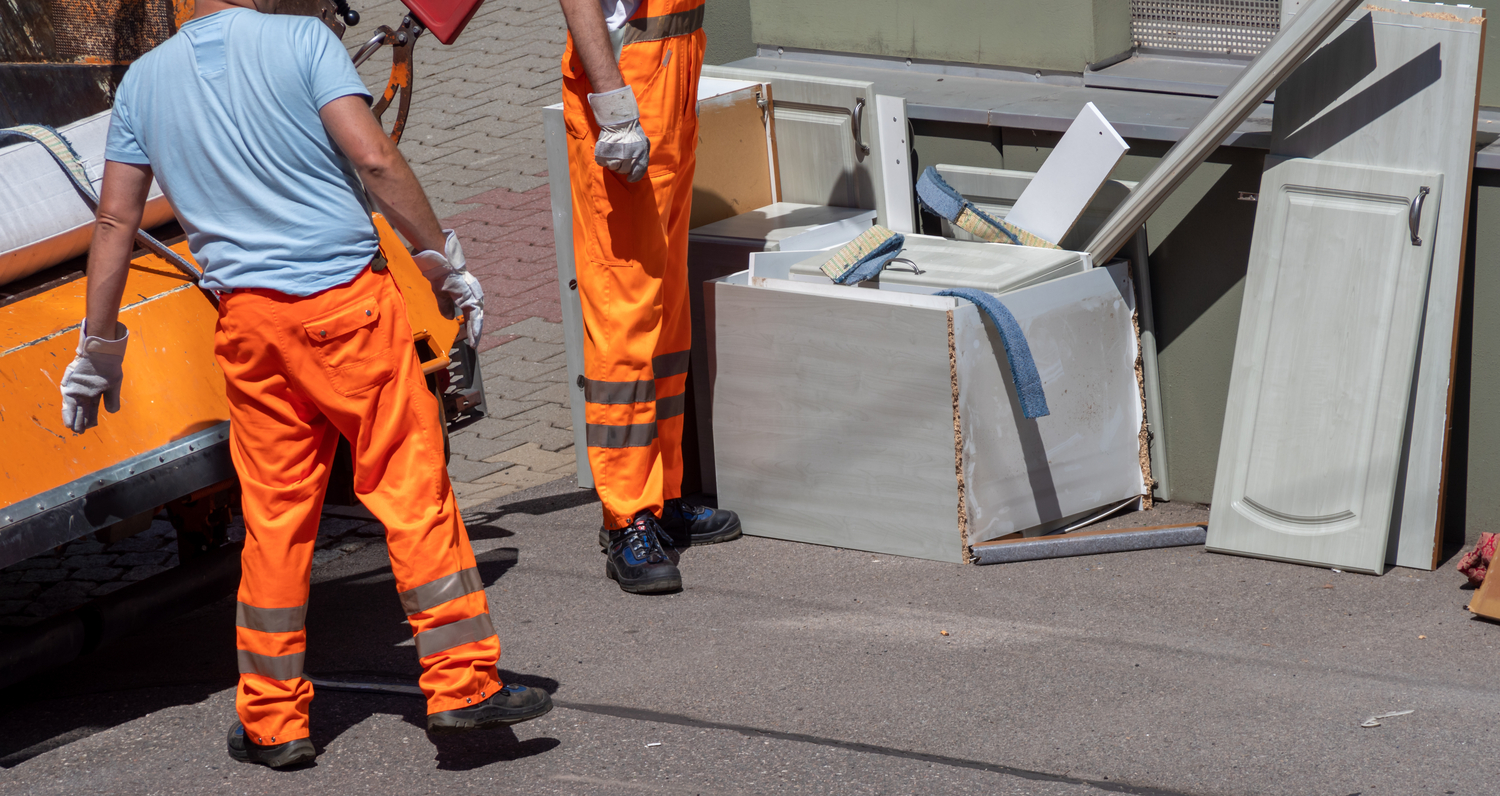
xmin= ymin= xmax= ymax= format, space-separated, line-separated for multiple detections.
xmin=303 ymin=303 xmax=380 ymax=342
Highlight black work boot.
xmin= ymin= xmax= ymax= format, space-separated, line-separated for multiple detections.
xmin=227 ymin=722 xmax=316 ymax=769
xmin=596 ymin=499 xmax=743 ymax=549
xmin=426 ymin=683 xmax=554 ymax=733
xmin=604 ymin=511 xmax=682 ymax=593
xmin=659 ymin=498 xmax=742 ymax=547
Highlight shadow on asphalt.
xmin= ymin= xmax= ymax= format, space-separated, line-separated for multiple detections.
xmin=0 ymin=480 xmax=588 ymax=768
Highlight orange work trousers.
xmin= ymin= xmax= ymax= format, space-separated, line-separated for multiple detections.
xmin=562 ymin=0 xmax=705 ymax=530
xmin=214 ymin=264 xmax=500 ymax=745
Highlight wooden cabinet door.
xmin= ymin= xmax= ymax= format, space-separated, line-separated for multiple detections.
xmin=1207 ymin=158 xmax=1442 ymax=574
xmin=701 ymin=66 xmax=885 ymax=223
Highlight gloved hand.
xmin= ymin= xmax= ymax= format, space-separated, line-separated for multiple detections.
xmin=589 ymin=85 xmax=650 ymax=183
xmin=414 ymin=229 xmax=485 ymax=345
xmin=59 ymin=320 xmax=129 ymax=435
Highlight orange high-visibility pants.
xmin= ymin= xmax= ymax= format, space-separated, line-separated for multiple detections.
xmin=562 ymin=0 xmax=705 ymax=530
xmin=214 ymin=264 xmax=500 ymax=745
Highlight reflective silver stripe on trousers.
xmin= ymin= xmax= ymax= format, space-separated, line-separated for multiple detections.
xmin=656 ymin=392 xmax=686 ymax=420
xmin=412 ymin=613 xmax=497 ymax=659
xmin=586 ymin=421 xmax=657 ymax=449
xmin=652 ymin=350 xmax=690 ymax=378
xmin=235 ymin=602 xmax=308 ymax=634
xmin=584 ymin=377 xmax=655 ymax=405
xmin=399 ymin=567 xmax=485 ymax=616
xmin=237 ymin=649 xmax=305 ymax=680
xmin=621 ymin=5 xmax=705 ymax=46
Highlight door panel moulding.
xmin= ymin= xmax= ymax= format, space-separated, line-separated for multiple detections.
xmin=1208 ymin=3 xmax=1486 ymax=572
xmin=1207 ymin=158 xmax=1443 ymax=574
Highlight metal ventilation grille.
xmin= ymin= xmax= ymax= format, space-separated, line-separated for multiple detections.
xmin=1132 ymin=0 xmax=1281 ymax=57
xmin=47 ymin=0 xmax=176 ymax=62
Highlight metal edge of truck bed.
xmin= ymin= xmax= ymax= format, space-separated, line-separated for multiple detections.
xmin=0 ymin=422 xmax=233 ymax=570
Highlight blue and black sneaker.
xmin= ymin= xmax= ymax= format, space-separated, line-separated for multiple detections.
xmin=659 ymin=498 xmax=742 ymax=547
xmin=595 ymin=499 xmax=742 ymax=549
xmin=604 ymin=511 xmax=682 ymax=594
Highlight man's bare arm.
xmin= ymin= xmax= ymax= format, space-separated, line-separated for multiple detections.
xmin=558 ymin=0 xmax=625 ymax=93
xmin=319 ymin=95 xmax=445 ymax=254
xmin=85 ymin=161 xmax=153 ymax=339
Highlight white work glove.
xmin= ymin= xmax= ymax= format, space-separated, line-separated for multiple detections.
xmin=59 ymin=320 xmax=129 ymax=435
xmin=589 ymin=85 xmax=650 ymax=183
xmin=414 ymin=229 xmax=485 ymax=345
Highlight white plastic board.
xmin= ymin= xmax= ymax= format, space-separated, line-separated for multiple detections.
xmin=1 ymin=110 xmax=173 ymax=286
xmin=1005 ymin=102 xmax=1129 ymax=246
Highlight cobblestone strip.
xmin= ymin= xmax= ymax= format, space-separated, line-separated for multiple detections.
xmin=347 ymin=0 xmax=567 ymax=219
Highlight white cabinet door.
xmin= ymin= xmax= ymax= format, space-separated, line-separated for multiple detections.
xmin=701 ymin=65 xmax=887 ymax=224
xmin=1207 ymin=158 xmax=1441 ymax=574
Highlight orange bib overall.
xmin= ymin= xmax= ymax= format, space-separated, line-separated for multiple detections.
xmin=216 ymin=257 xmax=499 ymax=744
xmin=562 ymin=0 xmax=705 ymax=529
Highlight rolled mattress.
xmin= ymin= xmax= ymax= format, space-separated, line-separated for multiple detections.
xmin=1 ymin=110 xmax=174 ymax=287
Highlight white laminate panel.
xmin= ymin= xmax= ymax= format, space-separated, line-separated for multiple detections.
xmin=954 ymin=265 xmax=1147 ymax=544
xmin=711 ymin=282 xmax=964 ymax=562
xmin=1005 ymin=102 xmax=1130 ymax=246
xmin=701 ymin=66 xmax=886 ymax=224
xmin=543 ymin=104 xmax=593 ymax=487
xmin=1266 ymin=5 xmax=1484 ymax=569
xmin=1208 ymin=158 xmax=1442 ymax=573
xmin=786 ymin=234 xmax=1087 ymax=294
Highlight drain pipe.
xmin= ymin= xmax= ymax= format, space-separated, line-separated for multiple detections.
xmin=0 ymin=542 xmax=242 ymax=690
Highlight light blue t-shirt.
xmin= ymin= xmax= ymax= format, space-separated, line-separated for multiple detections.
xmin=106 ymin=9 xmax=378 ymax=295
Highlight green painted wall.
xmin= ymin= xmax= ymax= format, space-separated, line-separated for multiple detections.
xmin=705 ymin=0 xmax=757 ymax=65
xmin=747 ymin=0 xmax=1133 ymax=73
xmin=1456 ymin=175 xmax=1500 ymax=546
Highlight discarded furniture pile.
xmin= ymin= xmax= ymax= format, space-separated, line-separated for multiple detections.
xmin=548 ymin=0 xmax=1500 ymax=613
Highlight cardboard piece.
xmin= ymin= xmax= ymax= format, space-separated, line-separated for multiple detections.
xmin=689 ymin=85 xmax=777 ymax=230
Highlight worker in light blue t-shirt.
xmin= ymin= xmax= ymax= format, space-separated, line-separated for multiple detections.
xmin=58 ymin=0 xmax=552 ymax=769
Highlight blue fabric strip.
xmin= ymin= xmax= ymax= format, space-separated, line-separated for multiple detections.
xmin=833 ymin=233 xmax=906 ymax=285
xmin=936 ymin=287 xmax=1050 ymax=419
xmin=915 ymin=167 xmax=1020 ymax=245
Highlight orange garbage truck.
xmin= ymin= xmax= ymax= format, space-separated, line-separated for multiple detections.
xmin=0 ymin=0 xmax=487 ymax=569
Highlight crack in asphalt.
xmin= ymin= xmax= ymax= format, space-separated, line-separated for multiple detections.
xmin=554 ymin=700 xmax=1201 ymax=796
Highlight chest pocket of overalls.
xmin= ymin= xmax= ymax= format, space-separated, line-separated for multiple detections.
xmin=302 ymin=301 xmax=396 ymax=396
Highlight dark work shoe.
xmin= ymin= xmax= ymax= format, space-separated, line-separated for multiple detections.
xmin=227 ymin=722 xmax=315 ymax=769
xmin=604 ymin=511 xmax=682 ymax=594
xmin=426 ymin=683 xmax=554 ymax=733
xmin=659 ymin=498 xmax=742 ymax=547
xmin=596 ymin=500 xmax=743 ymax=549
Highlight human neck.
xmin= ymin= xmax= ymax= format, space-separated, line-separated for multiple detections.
xmin=191 ymin=0 xmax=266 ymax=21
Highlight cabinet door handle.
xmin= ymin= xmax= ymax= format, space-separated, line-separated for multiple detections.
xmin=853 ymin=97 xmax=871 ymax=158
xmin=1409 ymin=186 xmax=1430 ymax=246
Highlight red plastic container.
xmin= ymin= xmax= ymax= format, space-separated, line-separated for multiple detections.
xmin=399 ymin=0 xmax=486 ymax=45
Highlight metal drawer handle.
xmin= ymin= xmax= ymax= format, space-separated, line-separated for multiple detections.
xmin=853 ymin=97 xmax=871 ymax=158
xmin=1409 ymin=186 xmax=1430 ymax=246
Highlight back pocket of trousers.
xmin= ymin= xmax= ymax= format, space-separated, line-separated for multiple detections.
xmin=302 ymin=300 xmax=396 ymax=396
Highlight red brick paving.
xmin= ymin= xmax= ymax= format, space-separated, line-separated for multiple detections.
xmin=441 ymin=183 xmax=561 ymax=353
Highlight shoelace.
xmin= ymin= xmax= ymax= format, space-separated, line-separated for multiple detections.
xmin=624 ymin=517 xmax=670 ymax=563
xmin=664 ymin=499 xmax=705 ymax=522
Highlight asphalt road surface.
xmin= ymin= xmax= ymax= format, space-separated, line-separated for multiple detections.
xmin=0 ymin=478 xmax=1494 ymax=795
